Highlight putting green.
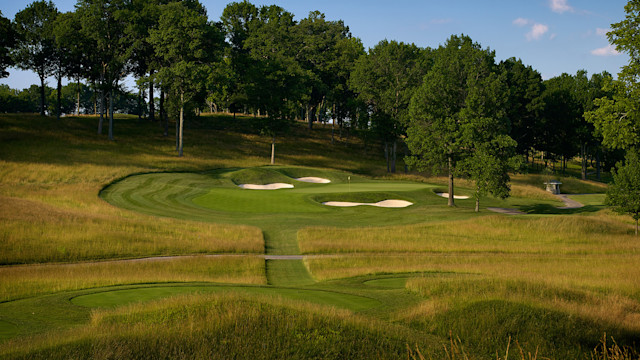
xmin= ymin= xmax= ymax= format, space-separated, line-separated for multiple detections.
xmin=71 ymin=285 xmax=381 ymax=312
xmin=100 ymin=166 xmax=442 ymax=224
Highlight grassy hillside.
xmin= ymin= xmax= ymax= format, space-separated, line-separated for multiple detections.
xmin=1 ymin=113 xmax=639 ymax=359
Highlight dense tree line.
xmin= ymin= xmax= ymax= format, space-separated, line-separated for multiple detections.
xmin=0 ymin=0 xmax=620 ymax=185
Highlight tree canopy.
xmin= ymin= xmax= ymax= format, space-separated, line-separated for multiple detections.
xmin=406 ymin=34 xmax=515 ymax=209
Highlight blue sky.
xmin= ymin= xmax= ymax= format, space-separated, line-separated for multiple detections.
xmin=0 ymin=0 xmax=630 ymax=90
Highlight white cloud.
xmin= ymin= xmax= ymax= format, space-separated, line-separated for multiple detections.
xmin=526 ymin=23 xmax=549 ymax=41
xmin=550 ymin=0 xmax=573 ymax=13
xmin=596 ymin=28 xmax=610 ymax=37
xmin=513 ymin=18 xmax=550 ymax=41
xmin=550 ymin=33 xmax=557 ymax=40
xmin=591 ymin=44 xmax=620 ymax=56
xmin=513 ymin=17 xmax=530 ymax=27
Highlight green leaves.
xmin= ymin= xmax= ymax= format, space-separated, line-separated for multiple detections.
xmin=350 ymin=40 xmax=427 ymax=141
xmin=149 ymin=2 xmax=220 ymax=102
xmin=585 ymin=77 xmax=640 ymax=150
xmin=406 ymin=35 xmax=516 ymax=208
xmin=607 ymin=149 xmax=640 ymax=225
xmin=0 ymin=11 xmax=16 ymax=78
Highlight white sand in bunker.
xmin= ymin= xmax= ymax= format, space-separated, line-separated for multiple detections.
xmin=295 ymin=177 xmax=331 ymax=184
xmin=237 ymin=183 xmax=294 ymax=190
xmin=323 ymin=200 xmax=413 ymax=208
xmin=436 ymin=192 xmax=470 ymax=199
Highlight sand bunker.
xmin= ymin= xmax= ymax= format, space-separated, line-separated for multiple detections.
xmin=436 ymin=192 xmax=470 ymax=199
xmin=295 ymin=177 xmax=331 ymax=184
xmin=238 ymin=183 xmax=294 ymax=190
xmin=323 ymin=200 xmax=412 ymax=208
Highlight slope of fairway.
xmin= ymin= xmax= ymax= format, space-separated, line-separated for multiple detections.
xmin=71 ymin=284 xmax=381 ymax=312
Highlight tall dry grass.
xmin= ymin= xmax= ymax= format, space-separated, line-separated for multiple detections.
xmin=299 ymin=215 xmax=637 ymax=254
xmin=0 ymin=255 xmax=266 ymax=301
xmin=305 ymin=253 xmax=640 ymax=295
xmin=0 ymin=194 xmax=264 ymax=264
xmin=400 ymin=276 xmax=640 ymax=333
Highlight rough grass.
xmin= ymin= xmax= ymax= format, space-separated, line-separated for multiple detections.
xmin=1 ymin=293 xmax=440 ymax=360
xmin=0 ymin=195 xmax=264 ymax=265
xmin=0 ymin=114 xmax=382 ymax=265
xmin=402 ymin=276 xmax=640 ymax=332
xmin=0 ymin=256 xmax=266 ymax=301
xmin=305 ymin=253 xmax=640 ymax=298
xmin=299 ymin=215 xmax=637 ymax=254
xmin=511 ymin=173 xmax=608 ymax=194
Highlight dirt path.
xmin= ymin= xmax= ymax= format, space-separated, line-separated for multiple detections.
xmin=487 ymin=207 xmax=526 ymax=215
xmin=488 ymin=193 xmax=586 ymax=215
xmin=555 ymin=194 xmax=584 ymax=209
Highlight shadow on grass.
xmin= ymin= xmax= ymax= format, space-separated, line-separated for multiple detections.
xmin=520 ymin=204 xmax=605 ymax=215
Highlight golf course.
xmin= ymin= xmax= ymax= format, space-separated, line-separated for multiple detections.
xmin=0 ymin=113 xmax=638 ymax=359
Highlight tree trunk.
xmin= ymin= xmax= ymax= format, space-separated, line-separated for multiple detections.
xmin=307 ymin=104 xmax=313 ymax=130
xmin=448 ymin=155 xmax=455 ymax=207
xmin=39 ymin=76 xmax=46 ymax=116
xmin=108 ymin=87 xmax=114 ymax=141
xmin=391 ymin=140 xmax=397 ymax=173
xmin=270 ymin=135 xmax=276 ymax=165
xmin=149 ymin=70 xmax=155 ymax=122
xmin=98 ymin=76 xmax=105 ymax=134
xmin=384 ymin=142 xmax=390 ymax=173
xmin=331 ymin=115 xmax=334 ymax=144
xmin=137 ymin=87 xmax=142 ymax=120
xmin=92 ymin=79 xmax=97 ymax=115
xmin=76 ymin=77 xmax=81 ymax=115
xmin=161 ymin=89 xmax=168 ymax=137
xmin=581 ymin=143 xmax=587 ymax=180
xmin=475 ymin=190 xmax=480 ymax=212
xmin=56 ymin=74 xmax=62 ymax=120
xmin=178 ymin=90 xmax=184 ymax=157
xmin=176 ymin=105 xmax=180 ymax=151
xmin=596 ymin=150 xmax=601 ymax=181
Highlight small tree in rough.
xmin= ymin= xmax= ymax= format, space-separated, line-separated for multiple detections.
xmin=606 ymin=149 xmax=640 ymax=235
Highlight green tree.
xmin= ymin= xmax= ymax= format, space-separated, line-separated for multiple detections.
xmin=0 ymin=11 xmax=16 ymax=78
xmin=499 ymin=57 xmax=544 ymax=161
xmin=123 ymin=0 xmax=170 ymax=122
xmin=406 ymin=35 xmax=514 ymax=208
xmin=586 ymin=1 xmax=640 ymax=150
xmin=150 ymin=1 xmax=221 ymax=157
xmin=13 ymin=0 xmax=58 ymax=116
xmin=220 ymin=0 xmax=258 ymax=116
xmin=607 ymin=149 xmax=640 ymax=235
xmin=539 ymin=73 xmax=582 ymax=169
xmin=244 ymin=4 xmax=308 ymax=164
xmin=350 ymin=40 xmax=428 ymax=172
xmin=76 ymin=0 xmax=130 ymax=139
xmin=296 ymin=11 xmax=353 ymax=130
xmin=53 ymin=11 xmax=88 ymax=115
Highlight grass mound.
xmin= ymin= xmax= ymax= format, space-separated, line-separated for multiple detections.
xmin=226 ymin=167 xmax=294 ymax=186
xmin=402 ymin=275 xmax=640 ymax=359
xmin=431 ymin=300 xmax=635 ymax=359
xmin=2 ymin=293 xmax=437 ymax=360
